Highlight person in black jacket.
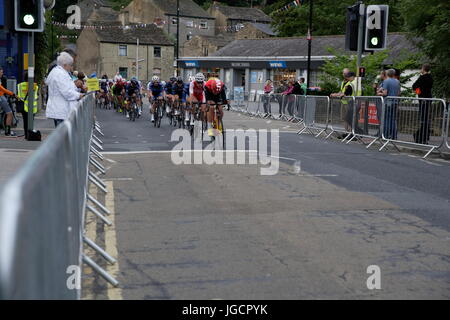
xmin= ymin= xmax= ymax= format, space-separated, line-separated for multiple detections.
xmin=412 ymin=63 xmax=433 ymax=144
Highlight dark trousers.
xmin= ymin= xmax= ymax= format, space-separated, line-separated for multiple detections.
xmin=414 ymin=101 xmax=431 ymax=144
xmin=20 ymin=111 xmax=35 ymax=139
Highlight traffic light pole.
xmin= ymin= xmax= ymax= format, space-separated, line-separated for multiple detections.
xmin=27 ymin=32 xmax=34 ymax=132
xmin=356 ymin=1 xmax=365 ymax=95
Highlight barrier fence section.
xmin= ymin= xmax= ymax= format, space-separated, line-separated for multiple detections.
xmin=445 ymin=102 xmax=450 ymax=150
xmin=379 ymin=97 xmax=447 ymax=158
xmin=0 ymin=93 xmax=117 ymax=299
xmin=298 ymin=96 xmax=330 ymax=137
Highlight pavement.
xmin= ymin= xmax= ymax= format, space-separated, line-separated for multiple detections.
xmin=82 ymin=104 xmax=450 ymax=299
xmin=0 ymin=112 xmax=54 ymax=189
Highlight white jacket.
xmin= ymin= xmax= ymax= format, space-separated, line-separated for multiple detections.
xmin=45 ymin=66 xmax=81 ymax=120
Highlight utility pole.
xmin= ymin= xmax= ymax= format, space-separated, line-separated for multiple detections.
xmin=136 ymin=38 xmax=139 ymax=80
xmin=356 ymin=1 xmax=365 ymax=95
xmin=306 ymin=0 xmax=313 ymax=92
xmin=176 ymin=0 xmax=180 ymax=76
xmin=27 ymin=32 xmax=34 ymax=132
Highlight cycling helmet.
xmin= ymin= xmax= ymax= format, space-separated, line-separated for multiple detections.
xmin=209 ymin=79 xmax=223 ymax=95
xmin=161 ymin=81 xmax=166 ymax=86
xmin=152 ymin=75 xmax=160 ymax=82
xmin=176 ymin=76 xmax=183 ymax=83
xmin=195 ymin=73 xmax=205 ymax=82
xmin=170 ymin=77 xmax=177 ymax=82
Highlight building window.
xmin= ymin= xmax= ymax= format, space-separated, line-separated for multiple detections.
xmin=119 ymin=67 xmax=128 ymax=79
xmin=154 ymin=46 xmax=161 ymax=58
xmin=118 ymin=45 xmax=127 ymax=56
xmin=172 ymin=17 xmax=177 ymax=25
xmin=202 ymin=46 xmax=208 ymax=56
xmin=187 ymin=33 xmax=193 ymax=41
xmin=200 ymin=21 xmax=208 ymax=29
xmin=186 ymin=21 xmax=194 ymax=28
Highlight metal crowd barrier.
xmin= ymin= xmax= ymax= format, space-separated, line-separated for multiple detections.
xmin=326 ymin=97 xmax=354 ymax=140
xmin=378 ymin=97 xmax=447 ymax=158
xmin=228 ymin=93 xmax=450 ymax=158
xmin=346 ymin=96 xmax=385 ymax=147
xmin=0 ymin=93 xmax=118 ymax=299
xmin=298 ymin=96 xmax=330 ymax=137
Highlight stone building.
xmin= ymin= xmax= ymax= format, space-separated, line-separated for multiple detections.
xmin=119 ymin=0 xmax=215 ymax=57
xmin=207 ymin=1 xmax=272 ymax=30
xmin=179 ymin=33 xmax=418 ymax=94
xmin=76 ymin=23 xmax=175 ymax=81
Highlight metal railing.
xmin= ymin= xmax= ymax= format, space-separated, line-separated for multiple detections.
xmin=228 ymin=94 xmax=450 ymax=158
xmin=0 ymin=93 xmax=117 ymax=299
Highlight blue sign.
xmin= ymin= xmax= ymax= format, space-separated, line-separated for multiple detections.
xmin=184 ymin=60 xmax=199 ymax=68
xmin=0 ymin=0 xmax=4 ymax=26
xmin=269 ymin=61 xmax=287 ymax=68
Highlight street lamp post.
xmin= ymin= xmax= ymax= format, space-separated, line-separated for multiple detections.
xmin=306 ymin=0 xmax=313 ymax=92
xmin=176 ymin=0 xmax=180 ymax=76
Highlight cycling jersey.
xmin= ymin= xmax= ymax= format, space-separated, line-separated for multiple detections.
xmin=126 ymin=83 xmax=140 ymax=97
xmin=164 ymin=81 xmax=176 ymax=95
xmin=189 ymin=81 xmax=206 ymax=103
xmin=205 ymin=79 xmax=227 ymax=103
xmin=148 ymin=82 xmax=164 ymax=98
xmin=100 ymin=79 xmax=109 ymax=92
xmin=172 ymin=82 xmax=187 ymax=102
xmin=113 ymin=82 xmax=125 ymax=95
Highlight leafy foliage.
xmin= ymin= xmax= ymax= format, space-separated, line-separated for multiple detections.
xmin=400 ymin=0 xmax=450 ymax=98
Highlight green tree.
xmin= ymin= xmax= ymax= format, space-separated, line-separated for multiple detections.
xmin=401 ymin=0 xmax=450 ymax=98
xmin=269 ymin=0 xmax=404 ymax=37
xmin=317 ymin=48 xmax=419 ymax=96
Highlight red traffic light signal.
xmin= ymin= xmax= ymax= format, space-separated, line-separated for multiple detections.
xmin=359 ymin=67 xmax=366 ymax=78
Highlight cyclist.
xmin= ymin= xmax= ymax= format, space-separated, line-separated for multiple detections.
xmin=112 ymin=78 xmax=126 ymax=112
xmin=125 ymin=77 xmax=141 ymax=118
xmin=172 ymin=77 xmax=186 ymax=118
xmin=204 ymin=78 xmax=227 ymax=136
xmin=98 ymin=74 xmax=109 ymax=107
xmin=184 ymin=75 xmax=195 ymax=125
xmin=147 ymin=76 xmax=165 ymax=123
xmin=189 ymin=73 xmax=206 ymax=124
xmin=164 ymin=77 xmax=177 ymax=114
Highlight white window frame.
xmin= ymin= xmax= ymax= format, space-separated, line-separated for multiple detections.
xmin=186 ymin=20 xmax=194 ymax=28
xmin=118 ymin=45 xmax=127 ymax=56
xmin=200 ymin=21 xmax=208 ymax=29
xmin=172 ymin=17 xmax=177 ymax=25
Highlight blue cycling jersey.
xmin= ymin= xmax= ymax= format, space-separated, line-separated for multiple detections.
xmin=149 ymin=82 xmax=164 ymax=97
xmin=164 ymin=81 xmax=176 ymax=95
xmin=126 ymin=83 xmax=140 ymax=97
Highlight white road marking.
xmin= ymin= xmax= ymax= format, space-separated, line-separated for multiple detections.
xmin=102 ymin=150 xmax=259 ymax=155
xmin=104 ymin=178 xmax=134 ymax=181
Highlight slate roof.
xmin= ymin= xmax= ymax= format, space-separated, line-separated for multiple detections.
xmin=153 ymin=0 xmax=213 ymax=19
xmin=248 ymin=22 xmax=277 ymax=36
xmin=212 ymin=3 xmax=271 ymax=23
xmin=212 ymin=33 xmax=418 ymax=64
xmin=197 ymin=33 xmax=235 ymax=47
xmin=95 ymin=24 xmax=174 ymax=46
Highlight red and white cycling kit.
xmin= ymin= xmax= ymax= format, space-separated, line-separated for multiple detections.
xmin=189 ymin=81 xmax=206 ymax=104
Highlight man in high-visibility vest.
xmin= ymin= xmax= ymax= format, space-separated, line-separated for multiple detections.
xmin=17 ymin=74 xmax=39 ymax=140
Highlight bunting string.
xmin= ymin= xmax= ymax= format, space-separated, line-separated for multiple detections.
xmin=271 ymin=0 xmax=306 ymax=15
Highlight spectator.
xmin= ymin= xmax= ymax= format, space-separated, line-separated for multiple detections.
xmin=282 ymin=79 xmax=295 ymax=119
xmin=47 ymin=48 xmax=77 ymax=75
xmin=262 ymin=79 xmax=273 ymax=116
xmin=75 ymin=72 xmax=87 ymax=93
xmin=45 ymin=52 xmax=84 ymax=128
xmin=330 ymin=69 xmax=355 ymax=137
xmin=299 ymin=77 xmax=307 ymax=95
xmin=413 ymin=63 xmax=433 ymax=144
xmin=0 ymin=67 xmax=17 ymax=136
xmin=274 ymin=80 xmax=287 ymax=118
xmin=17 ymin=71 xmax=39 ymax=139
xmin=0 ymin=67 xmax=7 ymax=88
xmin=377 ymin=68 xmax=401 ymax=140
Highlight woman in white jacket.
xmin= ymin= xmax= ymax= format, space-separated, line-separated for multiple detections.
xmin=45 ymin=52 xmax=84 ymax=127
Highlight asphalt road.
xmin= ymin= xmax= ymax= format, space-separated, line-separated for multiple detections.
xmin=86 ymin=103 xmax=450 ymax=299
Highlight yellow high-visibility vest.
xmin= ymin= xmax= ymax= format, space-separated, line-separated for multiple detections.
xmin=17 ymin=82 xmax=39 ymax=114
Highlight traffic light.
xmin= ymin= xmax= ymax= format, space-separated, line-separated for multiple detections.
xmin=364 ymin=5 xmax=389 ymax=51
xmin=14 ymin=0 xmax=44 ymax=32
xmin=345 ymin=3 xmax=361 ymax=52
